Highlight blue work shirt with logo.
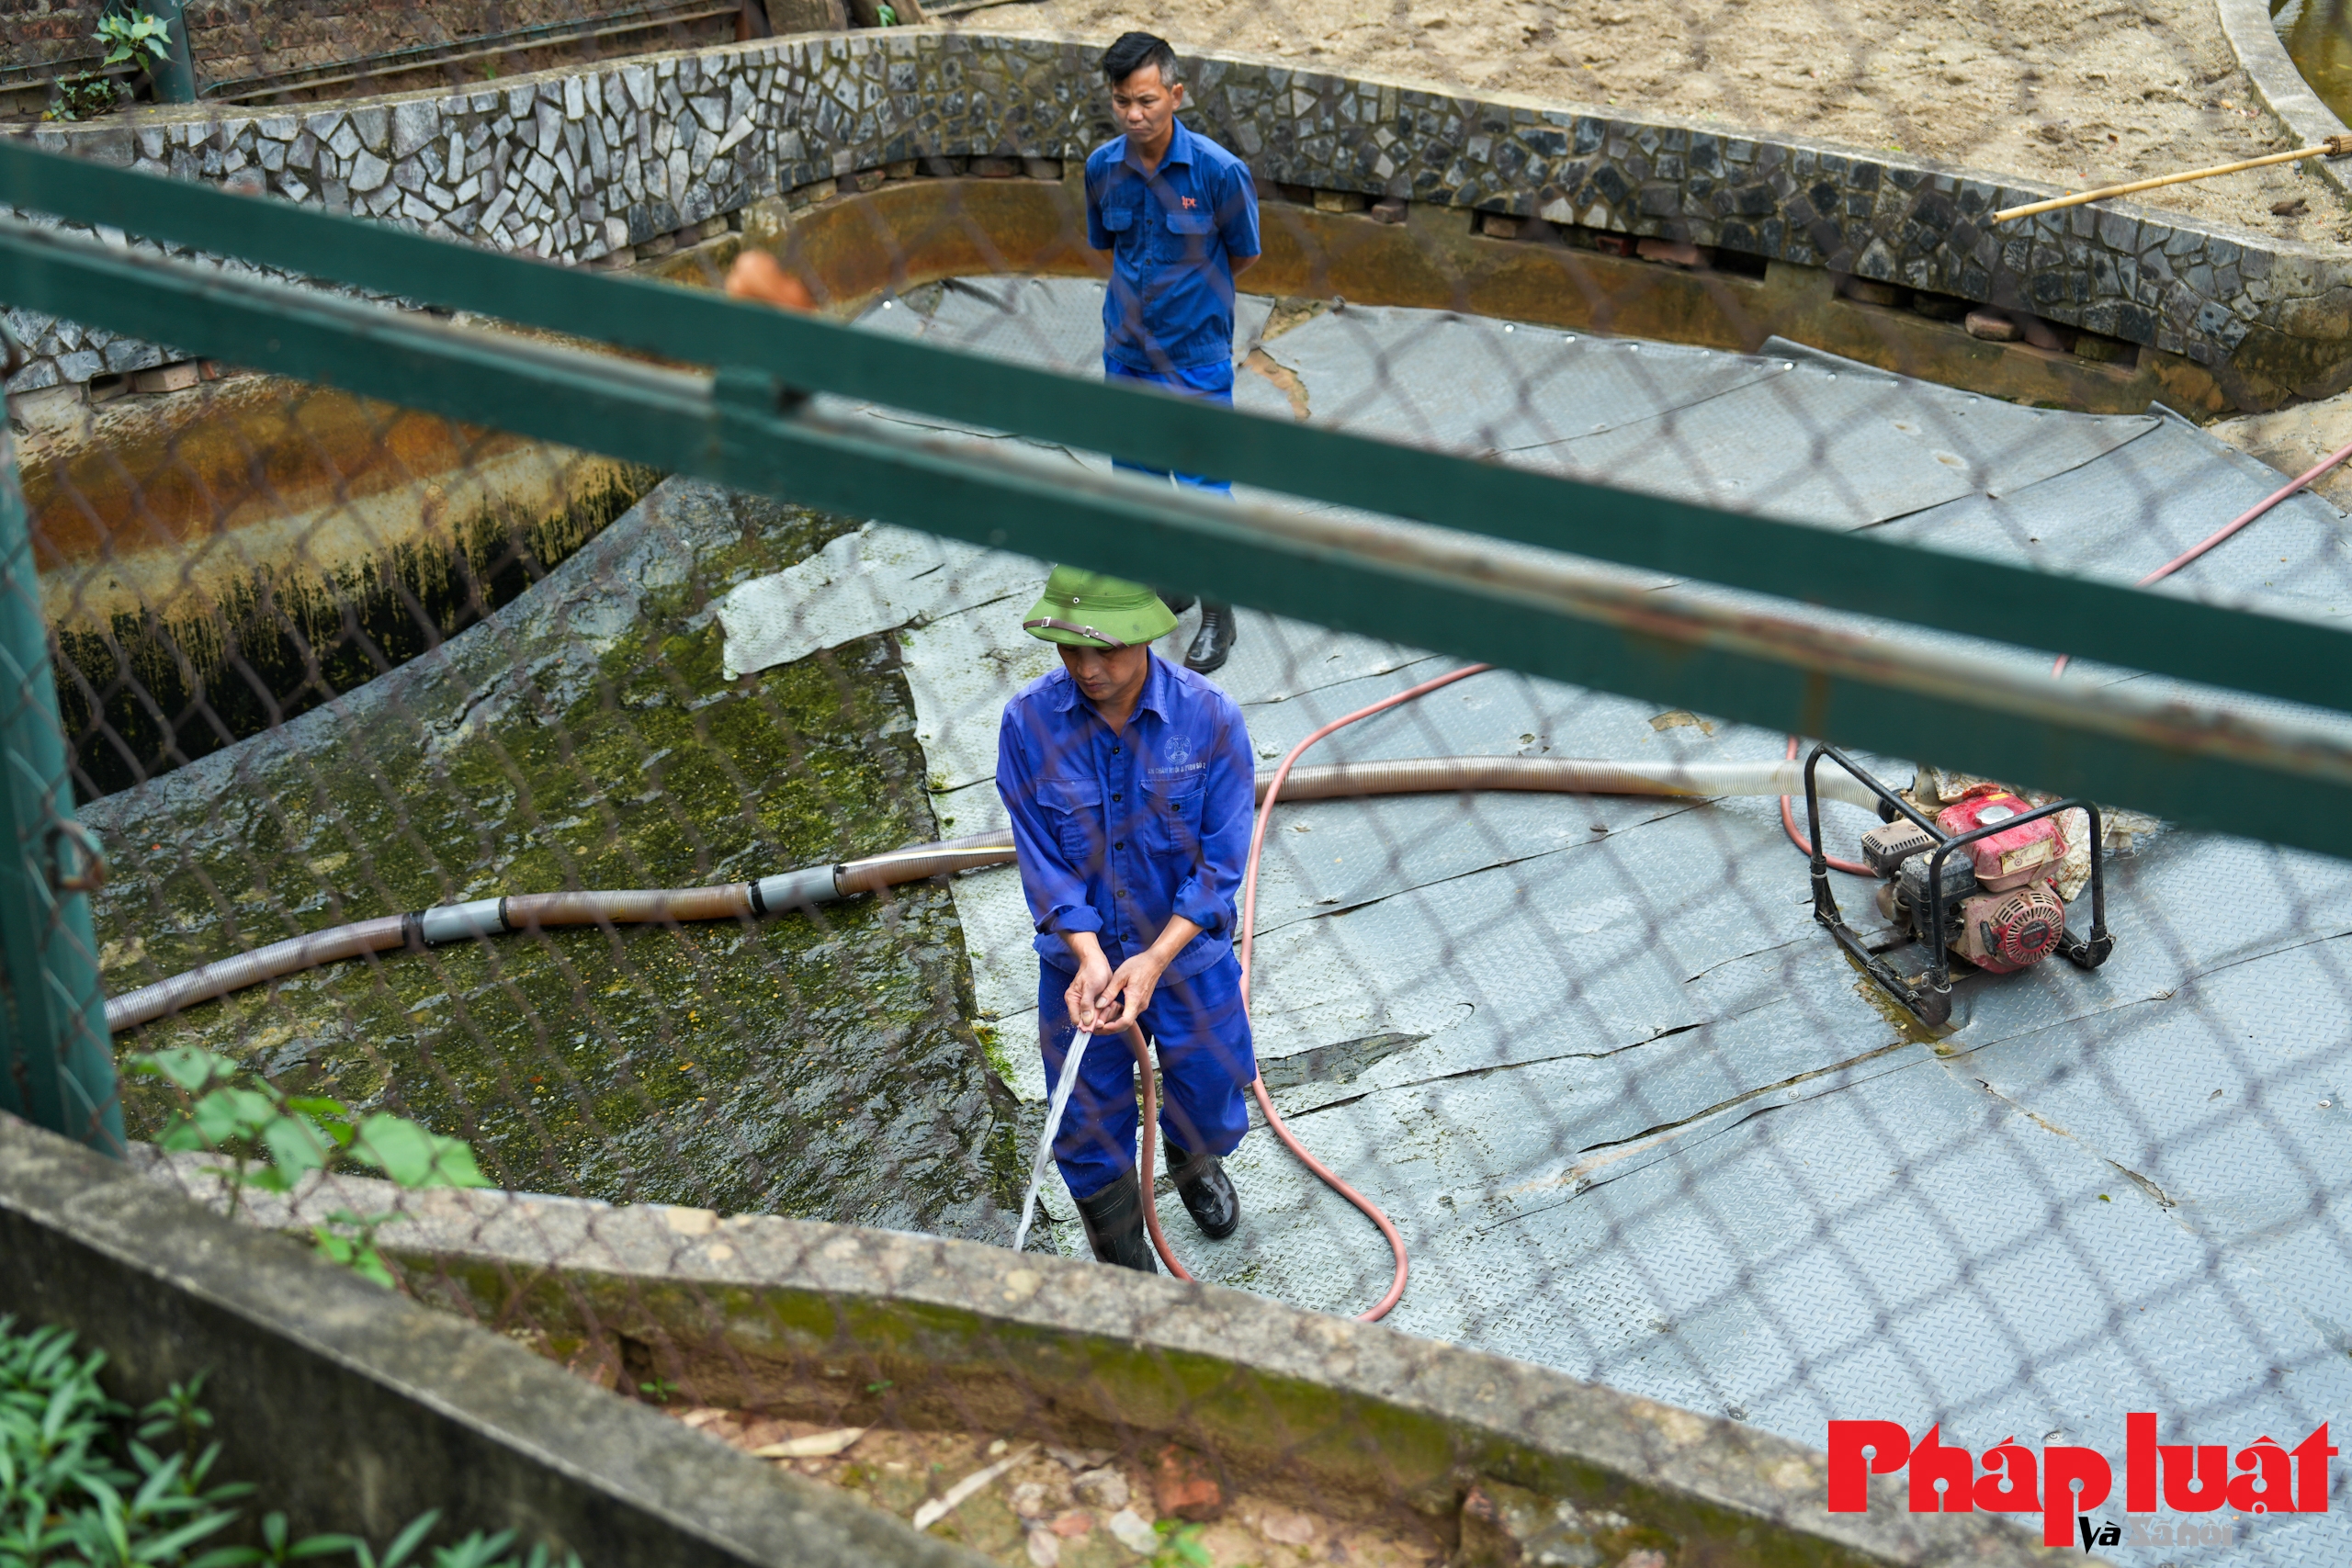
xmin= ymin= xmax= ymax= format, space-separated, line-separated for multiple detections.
xmin=1085 ymin=119 xmax=1261 ymax=374
xmin=997 ymin=652 xmax=1256 ymax=979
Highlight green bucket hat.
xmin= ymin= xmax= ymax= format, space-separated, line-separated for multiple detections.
xmin=1021 ymin=565 xmax=1178 ymax=649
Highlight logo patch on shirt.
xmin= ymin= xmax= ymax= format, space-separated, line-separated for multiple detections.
xmin=1162 ymin=731 xmax=1194 ymax=767
xmin=1182 ymin=196 xmax=1198 ymax=209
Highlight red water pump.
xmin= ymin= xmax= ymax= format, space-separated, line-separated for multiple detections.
xmin=1801 ymin=745 xmax=2113 ymax=1028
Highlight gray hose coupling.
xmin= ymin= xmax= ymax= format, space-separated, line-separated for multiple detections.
xmin=417 ymin=897 xmax=509 ymax=944
xmin=751 ymin=864 xmax=842 ymax=915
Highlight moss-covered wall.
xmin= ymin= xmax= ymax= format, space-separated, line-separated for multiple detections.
xmin=85 ymin=478 xmax=1031 ymax=1235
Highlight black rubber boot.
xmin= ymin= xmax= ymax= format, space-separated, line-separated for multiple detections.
xmin=1184 ymin=603 xmax=1237 ymax=674
xmin=1163 ymin=1139 xmax=1240 ymax=1239
xmin=1157 ymin=590 xmax=1197 ymax=615
xmin=1073 ymin=1168 xmax=1159 ymax=1272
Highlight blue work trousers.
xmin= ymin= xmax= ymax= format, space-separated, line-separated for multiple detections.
xmin=1106 ymin=355 xmax=1234 ymax=497
xmin=1038 ymin=951 xmax=1256 ymax=1200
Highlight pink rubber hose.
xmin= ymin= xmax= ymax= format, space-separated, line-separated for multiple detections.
xmin=1135 ymin=661 xmax=1491 ymax=1319
xmin=1779 ymin=735 xmax=1874 ymax=876
xmin=2052 ymin=433 xmax=2352 ymax=676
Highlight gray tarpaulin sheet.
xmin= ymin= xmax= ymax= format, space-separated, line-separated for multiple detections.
xmin=719 ymin=277 xmax=2352 ymax=1568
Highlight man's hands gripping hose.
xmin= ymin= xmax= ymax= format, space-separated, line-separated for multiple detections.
xmin=1062 ymin=917 xmax=1202 ymax=1032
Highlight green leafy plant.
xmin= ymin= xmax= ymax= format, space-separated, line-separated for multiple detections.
xmin=1148 ymin=1520 xmax=1215 ymax=1568
xmin=635 ymin=1378 xmax=680 ymax=1404
xmin=127 ymin=1048 xmax=492 ymax=1287
xmin=0 ymin=1325 xmax=254 ymax=1566
xmin=1 ymin=1318 xmax=582 ymax=1568
xmin=95 ymin=11 xmax=172 ymax=66
xmin=44 ymin=70 xmax=119 ymax=121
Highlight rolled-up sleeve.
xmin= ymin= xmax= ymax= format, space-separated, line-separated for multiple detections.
xmin=1170 ymin=699 xmax=1255 ymax=939
xmin=999 ymin=703 xmax=1101 ymax=940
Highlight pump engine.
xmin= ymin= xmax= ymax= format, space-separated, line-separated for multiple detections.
xmin=1863 ymin=784 xmax=2071 ymax=974
xmin=1800 ymin=747 xmax=2114 ymax=1028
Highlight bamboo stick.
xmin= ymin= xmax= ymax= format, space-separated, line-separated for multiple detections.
xmin=1992 ymin=134 xmax=2352 ymax=223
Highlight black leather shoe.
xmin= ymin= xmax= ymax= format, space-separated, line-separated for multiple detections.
xmin=1157 ymin=590 xmax=1196 ymax=615
xmin=1073 ymin=1168 xmax=1159 ymax=1271
xmin=1184 ymin=603 xmax=1236 ymax=674
xmin=1163 ymin=1140 xmax=1240 ymax=1239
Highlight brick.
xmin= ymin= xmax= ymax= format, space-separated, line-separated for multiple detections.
xmin=1151 ymin=1444 xmax=1222 ymax=1522
xmin=1635 ymin=236 xmax=1706 ymax=266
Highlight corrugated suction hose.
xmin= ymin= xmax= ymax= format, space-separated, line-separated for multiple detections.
xmin=106 ymin=753 xmax=1883 ymax=1034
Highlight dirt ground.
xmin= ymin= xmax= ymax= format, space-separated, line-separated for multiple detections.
xmin=660 ymin=1406 xmax=1451 ymax=1568
xmin=962 ymin=0 xmax=2352 ymax=245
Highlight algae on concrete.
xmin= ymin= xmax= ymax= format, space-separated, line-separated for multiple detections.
xmin=85 ymin=479 xmax=1029 ymax=1236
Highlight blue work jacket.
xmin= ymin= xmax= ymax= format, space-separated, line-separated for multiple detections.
xmin=1086 ymin=119 xmax=1261 ymax=374
xmin=997 ymin=653 xmax=1256 ymax=979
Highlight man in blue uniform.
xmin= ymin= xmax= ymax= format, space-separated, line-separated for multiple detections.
xmin=1087 ymin=31 xmax=1261 ymax=676
xmin=998 ymin=566 xmax=1255 ymax=1269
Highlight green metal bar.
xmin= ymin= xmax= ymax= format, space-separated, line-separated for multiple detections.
xmin=4 ymin=140 xmax=2352 ymax=723
xmin=0 ymin=364 xmax=125 ymax=1156
xmin=6 ymin=215 xmax=2350 ymax=863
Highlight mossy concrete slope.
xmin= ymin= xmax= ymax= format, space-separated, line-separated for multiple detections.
xmin=83 ymin=477 xmax=1028 ymax=1234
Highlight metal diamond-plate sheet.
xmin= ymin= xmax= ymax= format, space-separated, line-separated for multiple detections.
xmin=718 ymin=277 xmax=2352 ymax=1566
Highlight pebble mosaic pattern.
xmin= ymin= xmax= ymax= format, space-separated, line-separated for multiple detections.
xmin=7 ymin=28 xmax=2348 ymax=397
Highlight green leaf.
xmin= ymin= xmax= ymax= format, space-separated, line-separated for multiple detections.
xmin=288 ymin=1534 xmax=370 ymax=1558
xmin=347 ymin=1116 xmax=489 ymax=1190
xmin=188 ymin=1089 xmax=277 ymax=1148
xmin=380 ymin=1509 xmax=440 ymax=1568
xmin=122 ymin=1503 xmax=238 ymax=1560
xmin=129 ymin=1049 xmax=235 ymax=1094
xmin=283 ymin=1099 xmax=356 ymax=1148
xmin=261 ymin=1113 xmax=335 ymax=1179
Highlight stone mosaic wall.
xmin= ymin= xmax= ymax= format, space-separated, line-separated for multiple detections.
xmin=9 ymin=28 xmax=2350 ymax=403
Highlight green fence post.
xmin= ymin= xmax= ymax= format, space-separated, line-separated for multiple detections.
xmin=0 ymin=355 xmax=125 ymax=1156
xmin=135 ymin=0 xmax=199 ymax=105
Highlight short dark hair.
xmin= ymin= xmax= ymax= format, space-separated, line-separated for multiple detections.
xmin=1101 ymin=32 xmax=1180 ymax=89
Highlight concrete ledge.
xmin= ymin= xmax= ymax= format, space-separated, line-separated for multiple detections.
xmin=0 ymin=1113 xmax=988 ymax=1567
xmin=107 ymin=1141 xmax=2066 ymax=1567
xmin=2217 ymin=0 xmax=2352 ymax=199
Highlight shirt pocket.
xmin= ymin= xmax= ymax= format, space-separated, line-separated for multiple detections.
xmin=1156 ymin=209 xmax=1216 ymax=262
xmin=1037 ymin=776 xmax=1104 ymax=866
xmin=1099 ymin=201 xmax=1142 ymax=255
xmin=1143 ymin=772 xmax=1206 ymax=854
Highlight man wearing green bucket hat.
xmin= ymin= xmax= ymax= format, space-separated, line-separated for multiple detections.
xmin=997 ymin=564 xmax=1257 ymax=1269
